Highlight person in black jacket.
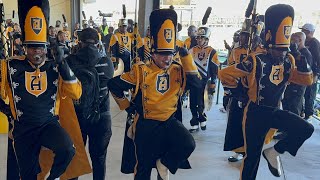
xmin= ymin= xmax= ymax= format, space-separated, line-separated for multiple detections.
xmin=283 ymin=32 xmax=313 ymax=115
xmin=67 ymin=28 xmax=114 ymax=180
xmin=300 ymin=23 xmax=320 ymax=120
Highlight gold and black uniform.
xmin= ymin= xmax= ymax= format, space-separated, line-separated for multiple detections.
xmin=108 ymin=9 xmax=200 ymax=179
xmin=219 ymin=4 xmax=314 ymax=180
xmin=189 ymin=45 xmax=219 ymax=124
xmin=2 ymin=1 xmax=91 ymax=179
xmin=109 ymin=31 xmax=144 ymax=72
xmin=184 ymin=36 xmax=197 ymax=50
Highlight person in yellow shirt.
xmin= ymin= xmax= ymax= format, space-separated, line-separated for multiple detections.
xmin=100 ymin=18 xmax=109 ymax=37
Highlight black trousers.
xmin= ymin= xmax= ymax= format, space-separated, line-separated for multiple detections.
xmin=282 ymin=83 xmax=306 ymax=115
xmin=189 ymin=79 xmax=207 ymax=125
xmin=240 ymin=102 xmax=314 ymax=180
xmin=223 ymin=97 xmax=245 ymax=152
xmin=304 ymin=83 xmax=317 ymax=117
xmin=134 ymin=116 xmax=195 ymax=180
xmin=13 ymin=119 xmax=75 ymax=180
xmin=70 ymin=111 xmax=112 ymax=180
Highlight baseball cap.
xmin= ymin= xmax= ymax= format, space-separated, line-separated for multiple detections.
xmin=300 ymin=23 xmax=315 ymax=32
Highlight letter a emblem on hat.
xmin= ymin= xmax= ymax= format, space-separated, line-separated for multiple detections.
xmin=164 ymin=29 xmax=172 ymax=43
xmin=31 ymin=17 xmax=43 ymax=35
xmin=284 ymin=25 xmax=291 ymax=39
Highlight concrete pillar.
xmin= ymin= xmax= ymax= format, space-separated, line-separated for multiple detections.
xmin=71 ymin=0 xmax=81 ymax=33
xmin=138 ymin=0 xmax=159 ymax=37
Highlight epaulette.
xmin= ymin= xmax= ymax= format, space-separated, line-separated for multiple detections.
xmin=7 ymin=55 xmax=26 ymax=61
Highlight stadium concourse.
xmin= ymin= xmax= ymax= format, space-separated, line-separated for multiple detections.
xmin=0 ymin=87 xmax=319 ymax=180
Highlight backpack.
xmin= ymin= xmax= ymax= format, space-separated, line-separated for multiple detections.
xmin=72 ymin=65 xmax=100 ymax=124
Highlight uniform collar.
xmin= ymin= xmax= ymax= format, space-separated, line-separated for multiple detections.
xmin=147 ymin=59 xmax=170 ymax=73
xmin=27 ymin=59 xmax=46 ymax=70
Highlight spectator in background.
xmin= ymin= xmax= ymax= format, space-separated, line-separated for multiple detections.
xmin=100 ymin=18 xmax=109 ymax=37
xmin=88 ymin=16 xmax=95 ymax=27
xmin=300 ymin=23 xmax=320 ymax=120
xmin=103 ymin=26 xmax=114 ymax=55
xmin=73 ymin=22 xmax=81 ymax=41
xmin=62 ymin=22 xmax=71 ymax=42
xmin=184 ymin=25 xmax=197 ymax=50
xmin=57 ymin=31 xmax=70 ymax=56
xmin=283 ymin=32 xmax=313 ymax=115
xmin=55 ymin=20 xmax=62 ymax=31
xmin=276 ymin=32 xmax=313 ymax=140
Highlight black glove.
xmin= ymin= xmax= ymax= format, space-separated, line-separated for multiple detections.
xmin=125 ymin=102 xmax=136 ymax=125
xmin=51 ymin=46 xmax=64 ymax=64
xmin=125 ymin=102 xmax=136 ymax=115
xmin=178 ymin=47 xmax=189 ymax=57
xmin=289 ymin=43 xmax=301 ymax=57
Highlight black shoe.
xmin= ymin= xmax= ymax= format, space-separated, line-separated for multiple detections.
xmin=228 ymin=153 xmax=243 ymax=162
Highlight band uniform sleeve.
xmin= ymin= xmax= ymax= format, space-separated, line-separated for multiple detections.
xmin=109 ymin=34 xmax=118 ymax=58
xmin=288 ymin=53 xmax=313 ymax=86
xmin=209 ymin=49 xmax=219 ymax=84
xmin=137 ymin=35 xmax=144 ymax=62
xmin=107 ymin=64 xmax=140 ymax=110
xmin=179 ymin=52 xmax=202 ymax=89
xmin=227 ymin=49 xmax=235 ymax=66
xmin=219 ymin=56 xmax=254 ymax=88
xmin=58 ymin=60 xmax=82 ymax=100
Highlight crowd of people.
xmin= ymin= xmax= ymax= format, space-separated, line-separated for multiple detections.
xmin=0 ymin=0 xmax=319 ymax=180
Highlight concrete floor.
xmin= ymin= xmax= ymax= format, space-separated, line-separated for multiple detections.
xmin=1 ymin=94 xmax=320 ymax=180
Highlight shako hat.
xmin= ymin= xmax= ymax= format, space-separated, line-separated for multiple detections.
xmin=149 ymin=9 xmax=177 ymax=54
xmin=264 ymin=4 xmax=294 ymax=49
xmin=18 ymin=0 xmax=49 ymax=47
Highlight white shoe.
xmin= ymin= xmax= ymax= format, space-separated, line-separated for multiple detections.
xmin=200 ymin=121 xmax=207 ymax=130
xmin=189 ymin=125 xmax=199 ymax=133
xmin=262 ymin=147 xmax=282 ymax=177
xmin=228 ymin=153 xmax=243 ymax=162
xmin=156 ymin=159 xmax=169 ymax=180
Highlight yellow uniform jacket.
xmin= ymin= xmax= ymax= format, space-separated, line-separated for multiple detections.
xmin=109 ymin=31 xmax=144 ymax=72
xmin=0 ymin=56 xmax=91 ymax=179
xmin=227 ymin=46 xmax=248 ymax=66
xmin=184 ymin=37 xmax=197 ymax=50
xmin=108 ymin=53 xmax=201 ymax=121
xmin=143 ymin=36 xmax=151 ymax=54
